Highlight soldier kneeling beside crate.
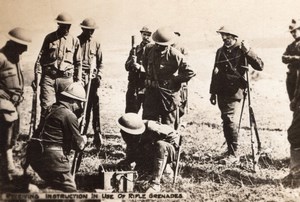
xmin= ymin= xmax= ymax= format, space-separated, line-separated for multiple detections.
xmin=116 ymin=113 xmax=179 ymax=193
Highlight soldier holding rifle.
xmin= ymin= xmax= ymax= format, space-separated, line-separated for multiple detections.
xmin=77 ymin=17 xmax=103 ymax=149
xmin=125 ymin=26 xmax=152 ymax=113
xmin=0 ymin=27 xmax=31 ymax=182
xmin=209 ymin=26 xmax=263 ymax=162
xmin=34 ymin=12 xmax=82 ymax=125
xmin=28 ymin=82 xmax=87 ymax=192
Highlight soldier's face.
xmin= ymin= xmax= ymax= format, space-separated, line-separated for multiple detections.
xmin=221 ymin=33 xmax=236 ymax=47
xmin=291 ymin=29 xmax=300 ymax=39
xmin=141 ymin=32 xmax=151 ymax=43
xmin=82 ymin=28 xmax=95 ymax=38
xmin=58 ymin=24 xmax=71 ymax=36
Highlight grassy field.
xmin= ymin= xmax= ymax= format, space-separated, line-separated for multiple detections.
xmin=13 ymin=47 xmax=300 ymax=201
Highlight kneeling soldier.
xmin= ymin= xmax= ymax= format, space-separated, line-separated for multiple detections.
xmin=28 ymin=82 xmax=87 ymax=192
xmin=117 ymin=113 xmax=179 ymax=192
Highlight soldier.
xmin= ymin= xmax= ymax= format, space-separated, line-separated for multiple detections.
xmin=34 ymin=12 xmax=82 ymax=123
xmin=117 ymin=113 xmax=179 ymax=192
xmin=125 ymin=26 xmax=152 ymax=113
xmin=0 ymin=27 xmax=32 ymax=182
xmin=28 ymin=82 xmax=87 ymax=192
xmin=77 ymin=18 xmax=103 ymax=148
xmin=282 ymin=19 xmax=300 ymax=102
xmin=209 ymin=26 xmax=263 ymax=159
xmin=142 ymin=26 xmax=195 ymax=128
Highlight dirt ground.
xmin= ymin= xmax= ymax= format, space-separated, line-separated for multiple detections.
xmin=8 ymin=47 xmax=300 ymax=201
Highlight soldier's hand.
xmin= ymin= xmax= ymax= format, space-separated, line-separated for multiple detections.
xmin=210 ymin=94 xmax=217 ymax=105
xmin=31 ymin=80 xmax=37 ymax=91
xmin=132 ymin=63 xmax=141 ymax=72
xmin=240 ymin=40 xmax=251 ymax=54
xmin=0 ymin=89 xmax=10 ymax=100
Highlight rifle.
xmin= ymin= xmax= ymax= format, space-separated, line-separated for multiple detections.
xmin=244 ymin=61 xmax=262 ymax=172
xmin=173 ymin=107 xmax=182 ymax=185
xmin=71 ymin=56 xmax=96 ymax=176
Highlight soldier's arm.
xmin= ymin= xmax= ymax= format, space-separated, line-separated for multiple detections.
xmin=64 ymin=112 xmax=86 ymax=151
xmin=245 ymin=49 xmax=264 ymax=71
xmin=96 ymin=42 xmax=103 ymax=78
xmin=73 ymin=38 xmax=82 ymax=82
xmin=174 ymin=52 xmax=195 ymax=83
xmin=125 ymin=48 xmax=134 ymax=71
xmin=282 ymin=44 xmax=300 ymax=64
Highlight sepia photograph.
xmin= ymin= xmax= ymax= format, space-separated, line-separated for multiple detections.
xmin=0 ymin=0 xmax=300 ymax=201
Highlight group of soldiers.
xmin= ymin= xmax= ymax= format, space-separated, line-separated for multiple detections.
xmin=0 ymin=11 xmax=300 ymax=193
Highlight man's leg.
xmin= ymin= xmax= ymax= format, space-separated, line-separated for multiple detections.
xmin=39 ymin=75 xmax=56 ymax=121
xmin=217 ymin=96 xmax=241 ymax=156
xmin=142 ymin=88 xmax=160 ymax=121
xmin=125 ymin=82 xmax=139 ymax=113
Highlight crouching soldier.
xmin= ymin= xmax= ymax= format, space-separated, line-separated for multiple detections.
xmin=0 ymin=27 xmax=32 ymax=182
xmin=27 ymin=82 xmax=87 ymax=192
xmin=116 ymin=113 xmax=179 ymax=192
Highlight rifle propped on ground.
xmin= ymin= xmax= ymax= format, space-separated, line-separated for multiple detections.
xmin=71 ymin=56 xmax=97 ymax=176
xmin=243 ymin=59 xmax=262 ymax=172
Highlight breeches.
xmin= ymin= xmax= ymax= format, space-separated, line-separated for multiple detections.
xmin=39 ymin=74 xmax=73 ymax=118
xmin=125 ymin=82 xmax=144 ymax=113
xmin=288 ymin=109 xmax=300 ymax=149
xmin=29 ymin=145 xmax=76 ymax=192
xmin=217 ymin=95 xmax=241 ymax=145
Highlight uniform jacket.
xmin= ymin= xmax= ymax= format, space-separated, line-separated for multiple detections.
xmin=77 ymin=34 xmax=103 ymax=76
xmin=143 ymin=45 xmax=194 ymax=91
xmin=36 ymin=31 xmax=82 ymax=77
xmin=210 ymin=42 xmax=264 ymax=99
xmin=282 ymin=39 xmax=300 ymax=69
xmin=40 ymin=102 xmax=86 ymax=153
xmin=0 ymin=45 xmax=24 ymax=99
xmin=125 ymin=41 xmax=149 ymax=90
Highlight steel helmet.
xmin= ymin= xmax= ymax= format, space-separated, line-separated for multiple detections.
xmin=152 ymin=26 xmax=175 ymax=46
xmin=140 ymin=26 xmax=152 ymax=34
xmin=55 ymin=12 xmax=73 ymax=24
xmin=8 ymin=27 xmax=32 ymax=46
xmin=80 ymin=18 xmax=98 ymax=29
xmin=116 ymin=113 xmax=145 ymax=135
xmin=289 ymin=19 xmax=300 ymax=32
xmin=216 ymin=26 xmax=238 ymax=37
xmin=61 ymin=82 xmax=86 ymax=102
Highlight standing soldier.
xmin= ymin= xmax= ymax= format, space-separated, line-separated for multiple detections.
xmin=34 ymin=12 xmax=82 ymax=124
xmin=0 ymin=27 xmax=32 ymax=182
xmin=77 ymin=18 xmax=103 ymax=148
xmin=142 ymin=26 xmax=195 ymax=128
xmin=209 ymin=26 xmax=263 ymax=159
xmin=125 ymin=26 xmax=152 ymax=113
xmin=282 ymin=19 xmax=300 ymax=102
xmin=116 ymin=113 xmax=179 ymax=192
xmin=283 ymin=19 xmax=300 ymax=188
xmin=28 ymin=82 xmax=87 ymax=192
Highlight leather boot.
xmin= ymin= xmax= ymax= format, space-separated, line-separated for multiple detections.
xmin=146 ymin=158 xmax=167 ymax=193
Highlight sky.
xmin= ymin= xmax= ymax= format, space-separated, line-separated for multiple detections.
xmin=0 ymin=0 xmax=300 ymax=51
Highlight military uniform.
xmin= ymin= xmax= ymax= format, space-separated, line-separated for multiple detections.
xmin=77 ymin=34 xmax=103 ymax=136
xmin=0 ymin=28 xmax=31 ymax=182
xmin=142 ymin=44 xmax=194 ymax=127
xmin=282 ymin=39 xmax=300 ymax=101
xmin=125 ymin=41 xmax=148 ymax=113
xmin=28 ymin=83 xmax=86 ymax=192
xmin=210 ymin=38 xmax=263 ymax=154
xmin=35 ymin=13 xmax=82 ymax=120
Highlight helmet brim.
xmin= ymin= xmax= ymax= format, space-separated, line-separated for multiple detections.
xmin=216 ymin=31 xmax=238 ymax=38
xmin=116 ymin=118 xmax=145 ymax=135
xmin=61 ymin=91 xmax=86 ymax=102
xmin=80 ymin=25 xmax=98 ymax=29
xmin=56 ymin=20 xmax=72 ymax=25
xmin=7 ymin=35 xmax=31 ymax=46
